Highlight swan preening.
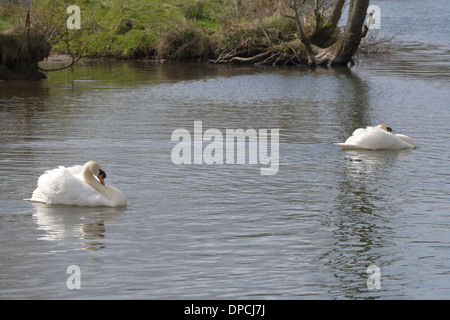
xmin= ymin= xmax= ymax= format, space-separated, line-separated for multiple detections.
xmin=28 ymin=161 xmax=127 ymax=207
xmin=335 ymin=124 xmax=416 ymax=150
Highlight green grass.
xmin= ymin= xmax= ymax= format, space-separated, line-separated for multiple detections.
xmin=0 ymin=0 xmax=298 ymax=60
xmin=68 ymin=0 xmax=232 ymax=58
xmin=1 ymin=1 xmax=391 ymax=68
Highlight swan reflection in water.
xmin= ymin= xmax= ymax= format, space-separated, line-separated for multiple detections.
xmin=31 ymin=202 xmax=126 ymax=251
xmin=335 ymin=147 xmax=413 ymax=215
xmin=342 ymin=148 xmax=413 ymax=174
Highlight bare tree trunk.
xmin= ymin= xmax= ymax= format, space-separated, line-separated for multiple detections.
xmin=291 ymin=0 xmax=316 ymax=66
xmin=314 ymin=0 xmax=370 ymax=66
xmin=309 ymin=0 xmax=346 ymax=46
xmin=210 ymin=0 xmax=371 ymax=67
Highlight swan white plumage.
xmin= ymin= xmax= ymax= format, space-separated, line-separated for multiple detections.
xmin=335 ymin=124 xmax=416 ymax=150
xmin=27 ymin=161 xmax=127 ymax=207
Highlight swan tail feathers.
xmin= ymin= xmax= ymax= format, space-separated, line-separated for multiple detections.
xmin=334 ymin=142 xmax=362 ymax=149
xmin=27 ymin=187 xmax=50 ymax=203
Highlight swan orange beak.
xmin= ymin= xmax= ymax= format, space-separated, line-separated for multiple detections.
xmin=98 ymin=169 xmax=106 ymax=186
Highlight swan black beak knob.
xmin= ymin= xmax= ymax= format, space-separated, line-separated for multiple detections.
xmin=98 ymin=169 xmax=106 ymax=186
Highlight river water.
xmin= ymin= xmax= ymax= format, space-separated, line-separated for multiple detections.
xmin=0 ymin=1 xmax=449 ymax=299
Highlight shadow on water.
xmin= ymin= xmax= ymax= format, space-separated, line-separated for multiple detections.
xmin=30 ymin=202 xmax=126 ymax=251
xmin=0 ymin=80 xmax=50 ymax=100
xmin=332 ymin=68 xmax=372 ymax=138
xmin=322 ymin=148 xmax=414 ymax=298
xmin=0 ymin=81 xmax=50 ymax=143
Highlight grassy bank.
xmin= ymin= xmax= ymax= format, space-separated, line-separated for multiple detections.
xmin=1 ymin=0 xmax=393 ymax=69
xmin=1 ymin=0 xmax=300 ymax=62
xmin=68 ymin=0 xmax=299 ymax=61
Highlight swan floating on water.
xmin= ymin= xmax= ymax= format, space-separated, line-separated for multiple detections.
xmin=27 ymin=161 xmax=127 ymax=207
xmin=335 ymin=124 xmax=416 ymax=150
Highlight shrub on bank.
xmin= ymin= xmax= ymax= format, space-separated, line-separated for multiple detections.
xmin=0 ymin=30 xmax=50 ymax=80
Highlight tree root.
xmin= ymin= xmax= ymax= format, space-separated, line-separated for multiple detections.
xmin=230 ymin=50 xmax=272 ymax=63
xmin=210 ymin=44 xmax=309 ymax=67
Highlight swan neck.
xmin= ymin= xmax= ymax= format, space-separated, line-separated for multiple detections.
xmin=83 ymin=168 xmax=108 ymax=197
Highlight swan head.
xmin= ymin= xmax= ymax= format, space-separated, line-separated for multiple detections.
xmin=377 ymin=124 xmax=392 ymax=133
xmin=84 ymin=161 xmax=107 ymax=186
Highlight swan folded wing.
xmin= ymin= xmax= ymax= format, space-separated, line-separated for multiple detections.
xmin=355 ymin=130 xmax=415 ymax=150
xmin=334 ymin=128 xmax=368 ymax=149
xmin=335 ymin=127 xmax=390 ymax=150
xmin=28 ymin=187 xmax=49 ymax=203
xmin=66 ymin=165 xmax=83 ymax=177
xmin=29 ymin=166 xmax=68 ymax=203
xmin=395 ymin=134 xmax=416 ymax=148
xmin=335 ymin=127 xmax=415 ymax=150
xmin=61 ymin=172 xmax=111 ymax=206
xmin=350 ymin=128 xmax=396 ymax=150
xmin=30 ymin=165 xmax=109 ymax=206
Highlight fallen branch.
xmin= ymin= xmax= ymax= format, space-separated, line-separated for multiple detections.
xmin=38 ymin=55 xmax=82 ymax=72
xmin=230 ymin=50 xmax=272 ymax=63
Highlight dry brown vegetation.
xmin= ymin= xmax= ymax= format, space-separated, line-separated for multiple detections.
xmin=0 ymin=0 xmax=89 ymax=79
xmin=0 ymin=0 xmax=394 ymax=79
xmin=0 ymin=24 xmax=51 ymax=80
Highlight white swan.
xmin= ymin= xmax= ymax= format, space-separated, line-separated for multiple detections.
xmin=28 ymin=161 xmax=127 ymax=207
xmin=335 ymin=124 xmax=416 ymax=150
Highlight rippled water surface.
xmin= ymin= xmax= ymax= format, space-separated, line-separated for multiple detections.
xmin=1 ymin=1 xmax=449 ymax=299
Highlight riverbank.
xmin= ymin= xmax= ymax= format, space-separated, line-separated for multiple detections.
xmin=2 ymin=0 xmax=393 ymax=80
xmin=1 ymin=1 xmax=297 ymax=65
xmin=56 ymin=0 xmax=302 ymax=64
xmin=1 ymin=0 xmax=323 ymax=63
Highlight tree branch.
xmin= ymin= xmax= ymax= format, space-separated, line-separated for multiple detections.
xmin=38 ymin=55 xmax=82 ymax=72
xmin=290 ymin=0 xmax=316 ymax=66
